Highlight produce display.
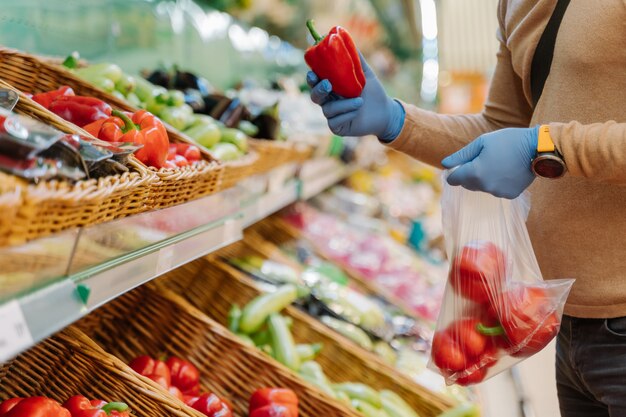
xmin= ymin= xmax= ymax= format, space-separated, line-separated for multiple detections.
xmin=429 ymin=178 xmax=573 ymax=386
xmin=62 ymin=54 xmax=251 ymax=162
xmin=144 ymin=66 xmax=283 ymax=141
xmin=0 ymin=396 xmax=130 ymax=417
xmin=28 ymin=84 xmax=172 ymax=169
xmin=0 ymin=11 xmax=492 ymax=417
xmin=228 ymin=283 xmax=424 ymax=417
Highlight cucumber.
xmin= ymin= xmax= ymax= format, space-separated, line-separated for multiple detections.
xmin=320 ymin=316 xmax=374 ymax=350
xmin=227 ymin=304 xmax=241 ymax=332
xmin=333 ymin=383 xmax=382 ymax=408
xmin=239 ymin=285 xmax=298 ymax=333
xmin=381 ymin=396 xmax=419 ymax=417
xmin=299 ymin=373 xmax=336 ymax=398
xmin=380 ymin=391 xmax=419 ymax=417
xmin=299 ymin=360 xmax=329 ymax=384
xmin=235 ymin=333 xmax=255 ymax=347
xmin=296 ymin=343 xmax=323 ymax=362
xmin=373 ymin=341 xmax=397 ymax=365
xmin=251 ymin=329 xmax=270 ymax=347
xmin=351 ymin=399 xmax=388 ymax=417
xmin=268 ymin=313 xmax=300 ymax=371
xmin=435 ymin=404 xmax=480 ymax=417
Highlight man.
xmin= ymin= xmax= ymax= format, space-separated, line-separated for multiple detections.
xmin=306 ymin=1 xmax=626 ymax=416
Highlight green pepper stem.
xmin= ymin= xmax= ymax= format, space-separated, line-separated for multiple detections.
xmin=101 ymin=402 xmax=129 ymax=415
xmin=112 ymin=109 xmax=137 ymax=133
xmin=62 ymin=52 xmax=80 ymax=69
xmin=306 ymin=20 xmax=323 ymax=43
xmin=476 ymin=323 xmax=505 ymax=336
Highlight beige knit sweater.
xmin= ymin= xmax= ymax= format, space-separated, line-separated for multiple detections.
xmin=388 ymin=0 xmax=626 ymax=318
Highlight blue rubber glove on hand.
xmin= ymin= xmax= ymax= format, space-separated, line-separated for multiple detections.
xmin=306 ymin=55 xmax=405 ymax=141
xmin=441 ymin=127 xmax=539 ymax=199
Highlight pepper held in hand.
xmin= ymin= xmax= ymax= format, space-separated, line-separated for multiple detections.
xmin=304 ymin=20 xmax=365 ymax=98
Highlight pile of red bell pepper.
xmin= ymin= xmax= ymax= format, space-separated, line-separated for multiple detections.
xmin=129 ymin=355 xmax=232 ymax=417
xmin=249 ymin=388 xmax=299 ymax=417
xmin=0 ymin=396 xmax=129 ymax=417
xmin=30 ymin=86 xmax=186 ymax=170
xmin=432 ymin=240 xmax=562 ymax=385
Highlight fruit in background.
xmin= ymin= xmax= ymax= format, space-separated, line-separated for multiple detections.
xmin=238 ymin=120 xmax=259 ymax=138
xmin=209 ymin=143 xmax=241 ymax=162
xmin=158 ymin=105 xmax=194 ymax=131
xmin=219 ymin=128 xmax=248 ymax=152
xmin=449 ymin=240 xmax=507 ymax=303
xmin=184 ymin=123 xmax=221 ymax=148
xmin=114 ymin=75 xmax=136 ymax=96
xmin=373 ymin=341 xmax=397 ymax=365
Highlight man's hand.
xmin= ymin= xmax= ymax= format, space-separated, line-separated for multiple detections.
xmin=307 ymin=55 xmax=405 ymax=141
xmin=442 ymin=127 xmax=539 ymax=199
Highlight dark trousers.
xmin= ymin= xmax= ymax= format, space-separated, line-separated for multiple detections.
xmin=556 ymin=315 xmax=626 ymax=417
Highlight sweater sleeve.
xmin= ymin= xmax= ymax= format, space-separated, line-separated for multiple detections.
xmin=386 ymin=2 xmax=533 ymax=167
xmin=550 ymin=121 xmax=626 ymax=184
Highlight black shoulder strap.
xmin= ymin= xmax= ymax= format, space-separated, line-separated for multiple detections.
xmin=530 ymin=0 xmax=571 ymax=105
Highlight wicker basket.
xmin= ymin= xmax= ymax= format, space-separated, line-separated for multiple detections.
xmin=0 ymin=326 xmax=206 ymax=417
xmin=0 ymin=47 xmax=223 ymax=209
xmin=219 ymin=150 xmax=259 ymax=191
xmin=158 ymin=257 xmax=454 ymax=417
xmin=0 ymin=80 xmax=156 ymax=245
xmin=75 ymin=284 xmax=361 ymax=417
xmin=248 ymin=139 xmax=313 ymax=175
xmin=0 ymin=173 xmax=23 ymax=246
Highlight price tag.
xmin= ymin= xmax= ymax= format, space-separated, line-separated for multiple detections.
xmin=0 ymin=300 xmax=34 ymax=362
xmin=156 ymin=246 xmax=175 ymax=274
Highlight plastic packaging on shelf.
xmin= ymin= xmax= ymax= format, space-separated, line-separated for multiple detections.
xmin=429 ymin=175 xmax=574 ymax=386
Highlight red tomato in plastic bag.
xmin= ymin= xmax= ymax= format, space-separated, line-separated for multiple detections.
xmin=450 ymin=241 xmax=507 ymax=303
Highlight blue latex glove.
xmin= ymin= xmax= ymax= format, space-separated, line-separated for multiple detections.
xmin=441 ymin=127 xmax=539 ymax=199
xmin=306 ymin=55 xmax=405 ymax=141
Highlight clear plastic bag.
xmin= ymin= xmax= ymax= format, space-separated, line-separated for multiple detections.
xmin=428 ymin=174 xmax=574 ymax=386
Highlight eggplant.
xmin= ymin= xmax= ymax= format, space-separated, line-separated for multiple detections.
xmin=251 ymin=101 xmax=280 ymax=140
xmin=144 ymin=69 xmax=171 ymax=89
xmin=172 ymin=69 xmax=213 ymax=96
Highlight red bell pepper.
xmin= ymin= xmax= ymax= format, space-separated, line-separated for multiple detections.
xmin=494 ymin=285 xmax=561 ymax=357
xmin=449 ymin=241 xmax=508 ymax=303
xmin=62 ymin=396 xmax=129 ymax=417
xmin=0 ymin=399 xmax=23 ymax=415
xmin=32 ymin=86 xmax=75 ymax=109
xmin=129 ymin=355 xmax=171 ymax=386
xmin=249 ymin=388 xmax=298 ymax=417
xmin=166 ymin=357 xmax=201 ymax=395
xmin=304 ymin=20 xmax=366 ymax=98
xmin=187 ymin=393 xmax=232 ymax=417
xmin=432 ymin=318 xmax=502 ymax=385
xmin=0 ymin=397 xmax=70 ymax=417
xmin=84 ymin=110 xmax=169 ymax=168
xmin=250 ymin=404 xmax=294 ymax=417
xmin=48 ymin=95 xmax=112 ymax=128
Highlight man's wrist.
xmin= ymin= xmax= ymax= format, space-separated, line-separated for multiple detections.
xmin=379 ymin=99 xmax=405 ymax=143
